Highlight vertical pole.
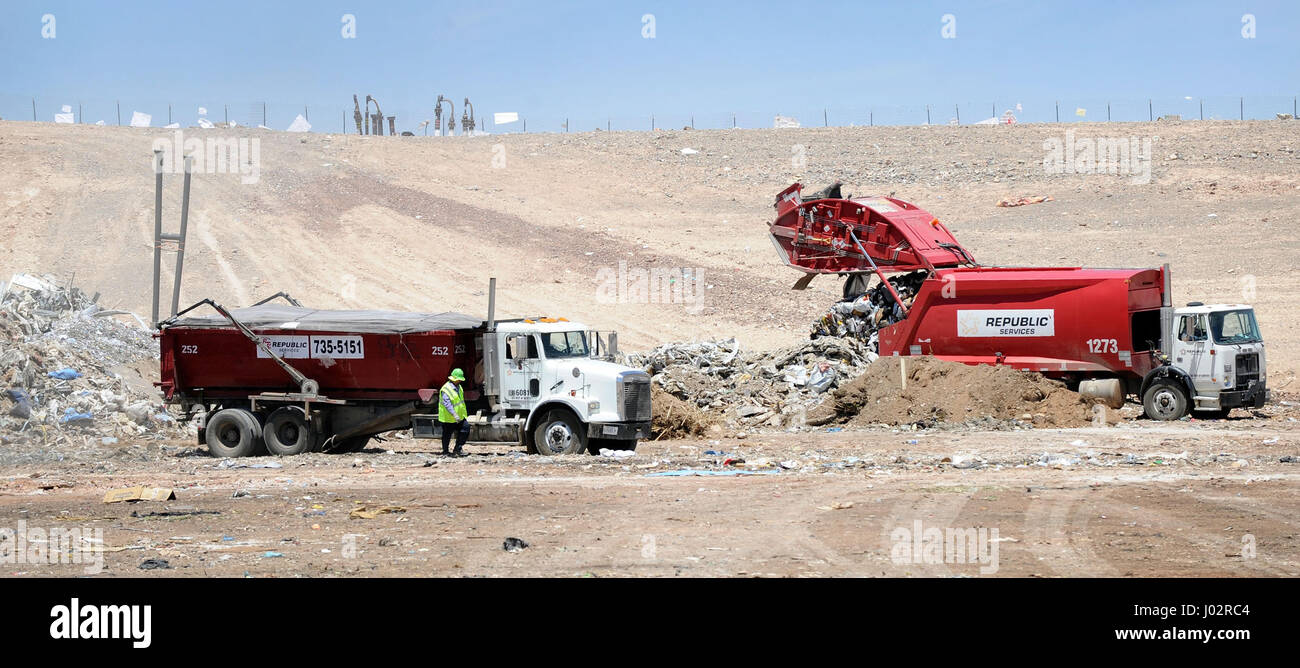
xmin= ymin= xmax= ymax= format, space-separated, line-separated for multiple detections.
xmin=78 ymin=103 xmax=82 ymax=124
xmin=823 ymin=108 xmax=828 ymax=127
xmin=732 ymin=113 xmax=736 ymax=128
xmin=117 ymin=101 xmax=121 ymax=126
xmin=1239 ymin=97 xmax=1243 ymax=120
xmin=1107 ymin=103 xmax=1111 ymax=121
xmin=225 ymin=104 xmax=229 ymax=126
xmin=1055 ymin=101 xmax=1059 ymax=123
xmin=651 ymin=114 xmax=654 ymax=130
xmin=870 ymin=110 xmax=873 ymax=126
xmin=32 ymin=98 xmax=36 ymax=121
xmin=1200 ymin=99 xmax=1203 ymax=121
xmin=344 ymin=110 xmax=347 ymax=133
xmin=171 ymin=155 xmax=193 ymax=318
xmin=992 ymin=102 xmax=996 ymax=118
xmin=565 ymin=118 xmax=568 ymax=132
xmin=523 ymin=118 xmax=526 ymax=132
xmin=954 ymin=104 xmax=960 ymax=124
xmin=607 ymin=119 xmax=610 ymax=132
xmin=151 ymin=150 xmax=164 ymax=326
xmin=925 ymin=105 xmax=930 ymax=125
xmin=1147 ymin=99 xmax=1152 ymax=121
xmin=690 ymin=115 xmax=694 ymax=128
xmin=168 ymin=104 xmax=172 ymax=125
xmin=263 ymin=102 xmax=267 ymax=127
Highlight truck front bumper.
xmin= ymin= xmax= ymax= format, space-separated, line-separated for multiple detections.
xmin=588 ymin=421 xmax=652 ymax=441
xmin=1220 ymin=381 xmax=1268 ymax=409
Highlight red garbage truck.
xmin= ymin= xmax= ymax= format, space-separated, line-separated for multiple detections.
xmin=769 ymin=182 xmax=1268 ymax=419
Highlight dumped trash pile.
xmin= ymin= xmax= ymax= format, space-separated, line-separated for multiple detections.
xmin=649 ymin=386 xmax=716 ymax=440
xmin=623 ymin=337 xmax=876 ymax=429
xmin=0 ymin=273 xmax=189 ymax=451
xmin=810 ymin=271 xmax=928 ymax=350
xmin=807 ymin=356 xmax=1100 ymax=429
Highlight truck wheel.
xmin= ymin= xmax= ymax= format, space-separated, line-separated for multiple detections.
xmin=532 ymin=410 xmax=587 ymax=456
xmin=205 ymin=408 xmax=263 ymax=458
xmin=1143 ymin=382 xmax=1189 ymax=421
xmin=263 ymin=406 xmax=318 ymax=456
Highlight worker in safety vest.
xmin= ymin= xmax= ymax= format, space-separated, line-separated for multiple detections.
xmin=438 ymin=368 xmax=470 ymax=456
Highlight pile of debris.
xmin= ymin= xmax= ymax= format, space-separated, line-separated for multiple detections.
xmin=0 ymin=273 xmax=189 ymax=451
xmin=622 ymin=336 xmax=876 ymax=429
xmin=811 ymin=270 xmax=928 ymax=350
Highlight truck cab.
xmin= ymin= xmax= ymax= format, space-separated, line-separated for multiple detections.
xmin=1143 ymin=303 xmax=1268 ymax=419
xmin=479 ymin=319 xmax=652 ymax=454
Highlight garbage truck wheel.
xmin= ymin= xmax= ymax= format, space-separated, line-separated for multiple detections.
xmin=533 ymin=410 xmax=587 ymax=456
xmin=1143 ymin=382 xmax=1188 ymax=421
xmin=263 ymin=406 xmax=318 ymax=456
xmin=205 ymin=408 xmax=262 ymax=458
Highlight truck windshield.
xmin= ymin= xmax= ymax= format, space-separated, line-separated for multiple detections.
xmin=541 ymin=331 xmax=589 ymax=358
xmin=1210 ymin=309 xmax=1261 ymax=344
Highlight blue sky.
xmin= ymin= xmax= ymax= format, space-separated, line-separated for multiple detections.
xmin=1 ymin=0 xmax=1296 ymax=131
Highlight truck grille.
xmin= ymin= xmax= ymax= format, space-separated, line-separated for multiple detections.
xmin=1235 ymin=353 xmax=1259 ymax=388
xmin=619 ymin=374 xmax=652 ymax=421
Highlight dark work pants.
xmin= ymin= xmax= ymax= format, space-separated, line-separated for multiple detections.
xmin=440 ymin=420 xmax=469 ymax=452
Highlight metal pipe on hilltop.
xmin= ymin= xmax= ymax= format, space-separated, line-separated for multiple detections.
xmin=353 ymin=94 xmax=365 ymax=135
xmin=365 ymin=95 xmax=385 ymax=136
xmin=435 ymin=95 xmax=455 ymax=136
xmin=462 ymin=98 xmax=475 ymax=134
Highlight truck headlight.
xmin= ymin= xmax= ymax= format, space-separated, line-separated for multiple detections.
xmin=588 ymin=400 xmax=600 ymax=413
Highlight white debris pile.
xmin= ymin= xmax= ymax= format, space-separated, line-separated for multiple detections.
xmin=810 ymin=270 xmax=928 ymax=348
xmin=0 ymin=273 xmax=190 ymax=449
xmin=621 ymin=337 xmax=877 ymax=428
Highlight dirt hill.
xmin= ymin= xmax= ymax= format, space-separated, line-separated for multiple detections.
xmin=2 ymin=119 xmax=1297 ymax=381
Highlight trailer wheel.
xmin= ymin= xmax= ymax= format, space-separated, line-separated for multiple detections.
xmin=1143 ymin=382 xmax=1188 ymax=421
xmin=532 ymin=410 xmax=587 ymax=456
xmin=263 ymin=406 xmax=318 ymax=456
xmin=205 ymin=408 xmax=263 ymax=458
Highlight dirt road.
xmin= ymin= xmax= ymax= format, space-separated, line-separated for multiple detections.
xmin=4 ymin=408 xmax=1297 ymax=578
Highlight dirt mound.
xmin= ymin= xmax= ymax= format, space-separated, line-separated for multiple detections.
xmin=808 ymin=356 xmax=1097 ymax=428
xmin=650 ymin=386 xmax=716 ymax=439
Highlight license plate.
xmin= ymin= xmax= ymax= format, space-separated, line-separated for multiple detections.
xmin=602 ymin=425 xmax=618 ymax=436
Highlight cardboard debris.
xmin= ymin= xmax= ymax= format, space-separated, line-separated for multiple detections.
xmin=997 ymin=195 xmax=1054 ymax=207
xmin=103 ymin=486 xmax=176 ymax=503
xmin=349 ymin=505 xmax=406 ymax=519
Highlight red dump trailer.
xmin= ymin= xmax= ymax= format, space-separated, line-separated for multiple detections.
xmin=875 ymin=265 xmax=1165 ymax=381
xmin=157 ymin=289 xmax=653 ymax=458
xmin=769 ymin=183 xmax=1269 ymax=419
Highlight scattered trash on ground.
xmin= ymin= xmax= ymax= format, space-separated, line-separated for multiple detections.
xmin=997 ymin=194 xmax=1054 ymax=207
xmin=103 ymin=486 xmax=177 ymax=503
xmin=502 ymin=537 xmax=529 ymax=552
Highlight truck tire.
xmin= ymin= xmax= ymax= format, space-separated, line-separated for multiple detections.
xmin=263 ymin=406 xmax=318 ymax=456
xmin=205 ymin=408 xmax=263 ymax=458
xmin=532 ymin=410 xmax=587 ymax=456
xmin=1143 ymin=382 xmax=1189 ymax=421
